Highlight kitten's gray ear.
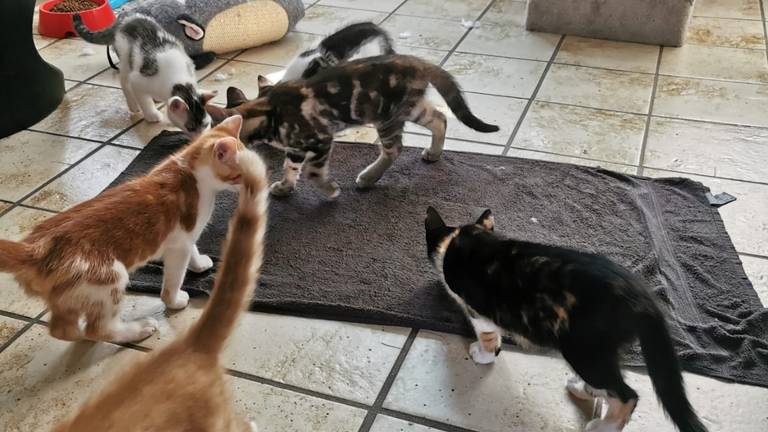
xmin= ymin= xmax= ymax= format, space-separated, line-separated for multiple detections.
xmin=257 ymin=75 xmax=274 ymax=89
xmin=226 ymin=86 xmax=248 ymax=108
xmin=177 ymin=14 xmax=205 ymax=41
xmin=425 ymin=206 xmax=446 ymax=230
xmin=476 ymin=209 xmax=494 ymax=231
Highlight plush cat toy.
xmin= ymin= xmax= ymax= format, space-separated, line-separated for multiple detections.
xmin=119 ymin=0 xmax=304 ymax=68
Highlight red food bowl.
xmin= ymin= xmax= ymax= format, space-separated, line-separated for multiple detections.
xmin=38 ymin=0 xmax=115 ymax=39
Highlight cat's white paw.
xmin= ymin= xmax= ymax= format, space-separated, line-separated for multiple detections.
xmin=164 ymin=290 xmax=190 ymax=310
xmin=585 ymin=419 xmax=620 ymax=432
xmin=355 ymin=172 xmax=379 ymax=189
xmin=318 ymin=181 xmax=341 ymax=199
xmin=189 ymin=254 xmax=214 ymax=273
xmin=421 ymin=148 xmax=442 ymax=162
xmin=567 ymin=376 xmax=594 ymax=400
xmin=249 ymin=421 xmax=258 ymax=432
xmin=269 ymin=181 xmax=294 ymax=197
xmin=136 ymin=318 xmax=159 ymax=340
xmin=469 ymin=341 xmax=497 ymax=365
xmin=143 ymin=109 xmax=163 ymax=123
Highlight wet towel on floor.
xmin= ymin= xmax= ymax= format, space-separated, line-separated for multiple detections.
xmin=114 ymin=131 xmax=768 ymax=388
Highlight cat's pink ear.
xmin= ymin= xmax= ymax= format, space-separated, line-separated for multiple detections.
xmin=217 ymin=114 xmax=243 ymax=137
xmin=213 ymin=137 xmax=238 ymax=164
xmin=476 ymin=209 xmax=494 ymax=231
xmin=168 ymin=96 xmax=189 ymax=115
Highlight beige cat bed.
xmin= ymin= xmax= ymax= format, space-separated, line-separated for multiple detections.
xmin=121 ymin=0 xmax=304 ymax=66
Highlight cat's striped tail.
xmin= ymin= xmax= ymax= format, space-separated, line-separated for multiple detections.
xmin=73 ymin=14 xmax=118 ymax=45
xmin=421 ymin=60 xmax=500 ymax=133
xmin=0 ymin=240 xmax=33 ymax=274
xmin=638 ymin=310 xmax=708 ymax=432
xmin=187 ymin=150 xmax=269 ymax=356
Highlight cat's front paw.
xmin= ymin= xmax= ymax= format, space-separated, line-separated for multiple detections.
xmin=566 ymin=376 xmax=594 ymax=400
xmin=421 ymin=148 xmax=442 ymax=162
xmin=143 ymin=109 xmax=163 ymax=123
xmin=469 ymin=341 xmax=497 ymax=365
xmin=317 ymin=181 xmax=341 ymax=199
xmin=164 ymin=290 xmax=190 ymax=310
xmin=188 ymin=254 xmax=214 ymax=273
xmin=355 ymin=172 xmax=379 ymax=189
xmin=270 ymin=181 xmax=294 ymax=197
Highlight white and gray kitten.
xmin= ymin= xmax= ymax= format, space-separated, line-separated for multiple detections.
xmin=282 ymin=22 xmax=394 ymax=81
xmin=73 ymin=13 xmax=215 ymax=135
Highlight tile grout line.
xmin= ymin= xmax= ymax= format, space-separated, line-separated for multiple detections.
xmin=437 ymin=0 xmax=497 ymax=68
xmin=0 ymin=310 xmax=48 ymax=355
xmin=378 ymin=0 xmax=412 ymax=24
xmin=379 ymin=408 xmax=480 ymax=432
xmin=636 ymin=46 xmax=664 ymax=176
xmin=356 ymin=328 xmax=419 ymax=432
xmin=761 ymin=0 xmax=768 ymax=64
xmin=502 ymin=34 xmax=566 ymax=156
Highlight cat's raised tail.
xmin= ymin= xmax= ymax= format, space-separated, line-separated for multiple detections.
xmin=186 ymin=150 xmax=269 ymax=356
xmin=73 ymin=14 xmax=118 ymax=45
xmin=421 ymin=60 xmax=500 ymax=133
xmin=639 ymin=310 xmax=708 ymax=432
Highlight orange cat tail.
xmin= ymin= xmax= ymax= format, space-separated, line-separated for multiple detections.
xmin=188 ymin=150 xmax=269 ymax=356
xmin=0 ymin=240 xmax=33 ymax=274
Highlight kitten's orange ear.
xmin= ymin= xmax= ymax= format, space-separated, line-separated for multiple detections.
xmin=476 ymin=209 xmax=494 ymax=231
xmin=425 ymin=206 xmax=446 ymax=230
xmin=213 ymin=137 xmax=239 ymax=165
xmin=217 ymin=114 xmax=243 ymax=138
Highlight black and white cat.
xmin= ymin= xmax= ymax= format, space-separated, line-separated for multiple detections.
xmin=424 ymin=207 xmax=708 ymax=432
xmin=282 ymin=22 xmax=394 ymax=81
xmin=73 ymin=14 xmax=215 ymax=135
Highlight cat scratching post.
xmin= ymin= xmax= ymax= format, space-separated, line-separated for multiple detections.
xmin=526 ymin=0 xmax=695 ymax=46
xmin=0 ymin=0 xmax=64 ymax=138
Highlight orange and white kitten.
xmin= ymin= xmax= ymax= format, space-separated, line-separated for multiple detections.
xmin=53 ymin=149 xmax=269 ymax=432
xmin=0 ymin=115 xmax=250 ymax=343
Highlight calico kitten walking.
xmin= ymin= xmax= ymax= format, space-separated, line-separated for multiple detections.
xmin=0 ymin=116 xmax=252 ymax=343
xmin=73 ymin=14 xmax=215 ymax=135
xmin=282 ymin=22 xmax=395 ymax=81
xmin=207 ymin=55 xmax=499 ymax=198
xmin=54 ymin=149 xmax=269 ymax=432
xmin=424 ymin=207 xmax=707 ymax=432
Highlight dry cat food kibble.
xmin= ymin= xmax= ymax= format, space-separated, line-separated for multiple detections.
xmin=50 ymin=0 xmax=99 ymax=13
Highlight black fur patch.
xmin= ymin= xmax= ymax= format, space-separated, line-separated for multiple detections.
xmin=172 ymin=84 xmax=207 ymax=132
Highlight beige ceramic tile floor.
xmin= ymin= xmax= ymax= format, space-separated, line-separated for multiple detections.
xmin=3 ymin=0 xmax=768 ymax=431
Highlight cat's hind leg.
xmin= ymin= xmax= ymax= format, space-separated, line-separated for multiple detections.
xmin=409 ymin=100 xmax=446 ymax=162
xmin=467 ymin=315 xmax=502 ymax=365
xmin=356 ymin=121 xmax=404 ymax=188
xmin=562 ymin=346 xmax=638 ymax=431
xmin=270 ymin=151 xmax=305 ymax=197
xmin=82 ymin=261 xmax=158 ymax=343
xmin=49 ymin=306 xmax=84 ymax=341
xmin=305 ymin=149 xmax=341 ymax=198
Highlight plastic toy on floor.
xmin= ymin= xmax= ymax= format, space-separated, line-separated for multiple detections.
xmin=118 ymin=0 xmax=304 ymax=68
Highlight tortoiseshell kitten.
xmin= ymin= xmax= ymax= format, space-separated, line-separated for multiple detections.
xmin=207 ymin=54 xmax=499 ymax=198
xmin=424 ymin=207 xmax=707 ymax=432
